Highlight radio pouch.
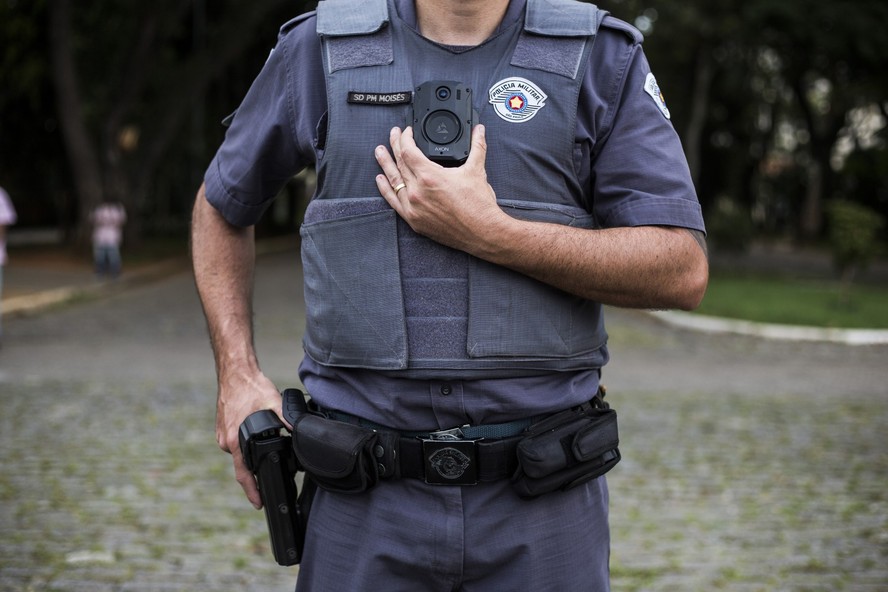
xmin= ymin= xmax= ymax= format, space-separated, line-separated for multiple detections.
xmin=511 ymin=400 xmax=621 ymax=499
xmin=291 ymin=413 xmax=399 ymax=494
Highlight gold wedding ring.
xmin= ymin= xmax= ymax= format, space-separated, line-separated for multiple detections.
xmin=393 ymin=182 xmax=407 ymax=194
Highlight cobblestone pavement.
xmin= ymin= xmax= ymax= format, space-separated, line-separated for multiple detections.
xmin=1 ymin=248 xmax=886 ymax=591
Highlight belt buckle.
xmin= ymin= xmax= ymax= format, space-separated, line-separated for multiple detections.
xmin=421 ymin=426 xmax=479 ymax=486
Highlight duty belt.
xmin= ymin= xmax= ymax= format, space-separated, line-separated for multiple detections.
xmin=286 ymin=388 xmax=617 ymax=497
xmin=320 ymin=409 xmax=541 ymax=486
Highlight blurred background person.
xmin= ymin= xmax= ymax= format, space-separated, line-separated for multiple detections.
xmin=0 ymin=185 xmax=17 ymax=345
xmin=90 ymin=199 xmax=126 ymax=279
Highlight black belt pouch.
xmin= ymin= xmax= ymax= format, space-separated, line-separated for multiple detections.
xmin=511 ymin=403 xmax=621 ymax=499
xmin=292 ymin=413 xmax=398 ymax=494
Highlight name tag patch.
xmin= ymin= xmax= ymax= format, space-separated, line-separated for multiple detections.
xmin=348 ymin=91 xmax=412 ymax=105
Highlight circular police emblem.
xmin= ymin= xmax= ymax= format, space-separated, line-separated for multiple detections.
xmin=428 ymin=447 xmax=472 ymax=480
xmin=488 ymin=77 xmax=548 ymax=123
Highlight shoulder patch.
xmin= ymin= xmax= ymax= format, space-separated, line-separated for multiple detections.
xmin=599 ymin=15 xmax=644 ymax=44
xmin=644 ymin=73 xmax=671 ymax=120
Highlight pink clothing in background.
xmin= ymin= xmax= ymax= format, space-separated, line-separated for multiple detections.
xmin=0 ymin=187 xmax=18 ymax=266
xmin=91 ymin=202 xmax=127 ymax=247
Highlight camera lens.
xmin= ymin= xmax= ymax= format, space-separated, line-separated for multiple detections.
xmin=436 ymin=86 xmax=451 ymax=101
xmin=424 ymin=110 xmax=461 ymax=145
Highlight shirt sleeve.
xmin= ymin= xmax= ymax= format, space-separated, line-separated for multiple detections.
xmin=583 ymin=27 xmax=705 ymax=233
xmin=204 ymin=21 xmax=319 ymax=228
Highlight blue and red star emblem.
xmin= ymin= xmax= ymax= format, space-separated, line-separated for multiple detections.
xmin=506 ymin=93 xmax=527 ymax=113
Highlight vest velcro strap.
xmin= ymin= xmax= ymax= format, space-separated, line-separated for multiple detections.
xmin=525 ymin=0 xmax=604 ymax=37
xmin=317 ymin=0 xmax=388 ymax=36
xmin=317 ymin=0 xmax=392 ymax=72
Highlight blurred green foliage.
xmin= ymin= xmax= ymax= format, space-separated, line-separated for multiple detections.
xmin=826 ymin=199 xmax=885 ymax=300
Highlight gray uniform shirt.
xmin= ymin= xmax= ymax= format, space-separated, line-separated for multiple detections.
xmin=204 ymin=0 xmax=704 ymax=430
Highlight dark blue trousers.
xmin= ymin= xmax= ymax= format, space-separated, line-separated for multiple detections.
xmin=295 ymin=476 xmax=610 ymax=591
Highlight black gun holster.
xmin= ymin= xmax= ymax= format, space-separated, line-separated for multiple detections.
xmin=239 ymin=390 xmax=317 ymax=566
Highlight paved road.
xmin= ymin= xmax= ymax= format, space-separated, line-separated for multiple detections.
xmin=1 ymin=247 xmax=886 ymax=591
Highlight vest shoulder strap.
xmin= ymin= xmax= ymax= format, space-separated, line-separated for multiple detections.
xmin=525 ymin=0 xmax=605 ymax=36
xmin=315 ymin=0 xmax=609 ymax=39
xmin=516 ymin=0 xmax=604 ymax=79
xmin=316 ymin=0 xmax=389 ymax=36
xmin=315 ymin=0 xmax=610 ymax=77
xmin=316 ymin=0 xmax=392 ymax=72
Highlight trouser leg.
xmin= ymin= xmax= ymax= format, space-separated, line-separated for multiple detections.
xmin=294 ymin=477 xmax=610 ymax=592
xmin=94 ymin=246 xmax=107 ymax=276
xmin=461 ymin=477 xmax=610 ymax=591
xmin=107 ymin=247 xmax=121 ymax=277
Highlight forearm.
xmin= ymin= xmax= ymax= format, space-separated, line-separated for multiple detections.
xmin=376 ymin=125 xmax=708 ymax=311
xmin=191 ymin=184 xmax=259 ymax=379
xmin=476 ymin=216 xmax=708 ymax=310
xmin=192 ymin=184 xmax=284 ymax=508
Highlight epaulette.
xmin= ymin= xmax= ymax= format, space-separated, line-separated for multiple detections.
xmin=599 ymin=15 xmax=644 ymax=44
xmin=279 ymin=11 xmax=316 ymax=37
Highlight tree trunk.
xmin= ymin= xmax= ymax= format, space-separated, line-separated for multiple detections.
xmin=791 ymin=74 xmax=845 ymax=241
xmin=50 ymin=0 xmax=293 ymax=247
xmin=48 ymin=0 xmax=105 ymax=245
xmin=800 ymin=159 xmax=824 ymax=239
xmin=684 ymin=45 xmax=715 ymax=187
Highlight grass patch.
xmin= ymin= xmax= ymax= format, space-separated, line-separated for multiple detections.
xmin=696 ymin=271 xmax=888 ymax=328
